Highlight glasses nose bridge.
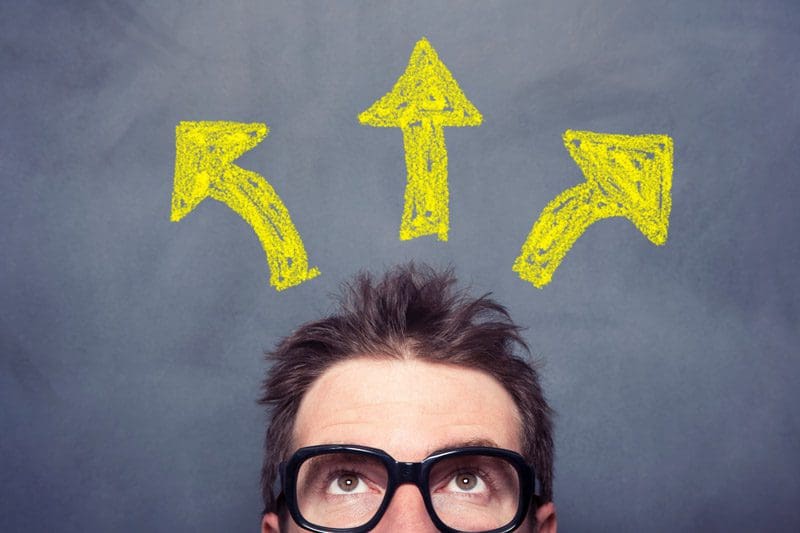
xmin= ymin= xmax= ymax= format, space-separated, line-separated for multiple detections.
xmin=381 ymin=461 xmax=436 ymax=530
xmin=396 ymin=460 xmax=423 ymax=486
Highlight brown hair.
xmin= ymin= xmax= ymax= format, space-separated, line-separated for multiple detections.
xmin=259 ymin=263 xmax=554 ymax=513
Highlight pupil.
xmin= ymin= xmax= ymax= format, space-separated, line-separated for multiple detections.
xmin=458 ymin=473 xmax=476 ymax=490
xmin=337 ymin=475 xmax=356 ymax=491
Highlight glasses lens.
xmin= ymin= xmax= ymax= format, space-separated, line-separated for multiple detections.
xmin=428 ymin=454 xmax=521 ymax=532
xmin=295 ymin=452 xmax=389 ymax=529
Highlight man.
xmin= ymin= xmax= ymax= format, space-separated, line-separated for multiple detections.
xmin=259 ymin=263 xmax=557 ymax=532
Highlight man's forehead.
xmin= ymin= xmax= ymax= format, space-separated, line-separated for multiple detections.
xmin=291 ymin=357 xmax=523 ymax=458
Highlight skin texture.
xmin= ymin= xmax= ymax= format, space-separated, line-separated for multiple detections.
xmin=262 ymin=357 xmax=557 ymax=533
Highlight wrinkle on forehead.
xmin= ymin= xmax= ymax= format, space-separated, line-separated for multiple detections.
xmin=292 ymin=357 xmax=523 ymax=459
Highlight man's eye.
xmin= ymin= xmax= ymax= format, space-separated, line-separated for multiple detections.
xmin=445 ymin=471 xmax=488 ymax=493
xmin=327 ymin=472 xmax=369 ymax=495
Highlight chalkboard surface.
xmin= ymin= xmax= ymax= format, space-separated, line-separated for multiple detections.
xmin=2 ymin=2 xmax=798 ymax=531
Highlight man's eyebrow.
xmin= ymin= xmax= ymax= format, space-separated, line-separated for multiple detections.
xmin=427 ymin=437 xmax=501 ymax=456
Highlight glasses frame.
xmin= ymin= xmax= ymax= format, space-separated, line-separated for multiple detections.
xmin=276 ymin=444 xmax=541 ymax=533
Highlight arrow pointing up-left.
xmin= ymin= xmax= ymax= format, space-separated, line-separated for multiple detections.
xmin=171 ymin=121 xmax=320 ymax=291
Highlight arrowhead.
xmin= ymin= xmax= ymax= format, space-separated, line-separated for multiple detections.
xmin=358 ymin=37 xmax=482 ymax=128
xmin=171 ymin=121 xmax=268 ymax=221
xmin=563 ymin=130 xmax=673 ymax=245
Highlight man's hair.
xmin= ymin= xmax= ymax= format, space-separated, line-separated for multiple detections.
xmin=259 ymin=263 xmax=554 ymax=513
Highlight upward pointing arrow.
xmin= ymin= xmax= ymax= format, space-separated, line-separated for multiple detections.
xmin=171 ymin=121 xmax=320 ymax=291
xmin=359 ymin=37 xmax=482 ymax=241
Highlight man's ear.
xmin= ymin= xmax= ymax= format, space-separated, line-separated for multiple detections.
xmin=535 ymin=502 xmax=557 ymax=533
xmin=262 ymin=512 xmax=281 ymax=533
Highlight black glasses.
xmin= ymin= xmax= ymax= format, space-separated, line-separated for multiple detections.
xmin=275 ymin=444 xmax=541 ymax=533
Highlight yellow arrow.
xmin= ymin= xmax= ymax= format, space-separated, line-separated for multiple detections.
xmin=359 ymin=37 xmax=482 ymax=241
xmin=171 ymin=121 xmax=320 ymax=291
xmin=513 ymin=130 xmax=673 ymax=288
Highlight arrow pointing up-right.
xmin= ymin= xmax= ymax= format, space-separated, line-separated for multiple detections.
xmin=513 ymin=130 xmax=673 ymax=288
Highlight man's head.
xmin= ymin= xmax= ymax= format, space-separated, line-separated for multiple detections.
xmin=259 ymin=264 xmax=556 ymax=532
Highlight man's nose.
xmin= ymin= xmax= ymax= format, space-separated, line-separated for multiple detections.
xmin=375 ymin=484 xmax=439 ymax=532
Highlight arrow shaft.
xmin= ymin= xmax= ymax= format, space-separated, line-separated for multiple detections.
xmin=400 ymin=119 xmax=449 ymax=240
xmin=208 ymin=165 xmax=319 ymax=291
xmin=513 ymin=182 xmax=623 ymax=288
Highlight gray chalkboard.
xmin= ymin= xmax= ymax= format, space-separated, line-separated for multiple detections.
xmin=2 ymin=1 xmax=798 ymax=531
